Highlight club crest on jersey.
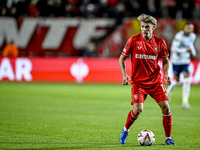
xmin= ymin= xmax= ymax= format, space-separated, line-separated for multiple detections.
xmin=134 ymin=94 xmax=138 ymax=100
xmin=137 ymin=46 xmax=142 ymax=50
xmin=153 ymin=46 xmax=158 ymax=52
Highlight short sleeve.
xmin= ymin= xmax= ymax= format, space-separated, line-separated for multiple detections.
xmin=122 ymin=38 xmax=133 ymax=57
xmin=160 ymin=39 xmax=169 ymax=57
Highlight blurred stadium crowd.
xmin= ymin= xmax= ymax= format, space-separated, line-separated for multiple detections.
xmin=0 ymin=0 xmax=200 ymax=22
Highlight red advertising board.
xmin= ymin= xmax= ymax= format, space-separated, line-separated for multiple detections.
xmin=0 ymin=57 xmax=130 ymax=83
xmin=0 ymin=57 xmax=200 ymax=84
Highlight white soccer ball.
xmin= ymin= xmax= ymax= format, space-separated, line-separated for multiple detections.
xmin=137 ymin=130 xmax=155 ymax=146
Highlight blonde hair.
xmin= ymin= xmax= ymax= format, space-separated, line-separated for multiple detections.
xmin=137 ymin=14 xmax=157 ymax=27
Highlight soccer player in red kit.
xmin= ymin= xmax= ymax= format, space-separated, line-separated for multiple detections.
xmin=119 ymin=14 xmax=176 ymax=145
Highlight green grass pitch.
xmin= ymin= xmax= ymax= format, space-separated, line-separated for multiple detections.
xmin=0 ymin=82 xmax=200 ymax=150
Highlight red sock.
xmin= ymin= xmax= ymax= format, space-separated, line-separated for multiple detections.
xmin=163 ymin=112 xmax=172 ymax=137
xmin=125 ymin=110 xmax=138 ymax=129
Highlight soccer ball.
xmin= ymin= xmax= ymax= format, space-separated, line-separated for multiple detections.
xmin=137 ymin=130 xmax=155 ymax=146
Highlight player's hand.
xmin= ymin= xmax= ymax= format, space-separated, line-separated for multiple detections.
xmin=122 ymin=75 xmax=130 ymax=85
xmin=165 ymin=76 xmax=171 ymax=85
xmin=187 ymin=49 xmax=192 ymax=54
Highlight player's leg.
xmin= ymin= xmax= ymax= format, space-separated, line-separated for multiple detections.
xmin=119 ymin=103 xmax=143 ymax=144
xmin=158 ymin=100 xmax=176 ymax=145
xmin=158 ymin=101 xmax=172 ymax=140
xmin=167 ymin=64 xmax=180 ymax=100
xmin=167 ymin=75 xmax=179 ymax=98
xmin=119 ymin=84 xmax=146 ymax=144
xmin=182 ymin=71 xmax=191 ymax=109
xmin=125 ymin=103 xmax=143 ymax=130
xmin=151 ymin=83 xmax=176 ymax=145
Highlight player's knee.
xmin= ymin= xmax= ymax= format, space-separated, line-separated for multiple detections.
xmin=162 ymin=104 xmax=170 ymax=114
xmin=183 ymin=72 xmax=190 ymax=78
xmin=133 ymin=103 xmax=143 ymax=115
xmin=135 ymin=107 xmax=143 ymax=115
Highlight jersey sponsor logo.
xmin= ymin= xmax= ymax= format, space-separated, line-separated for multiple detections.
xmin=135 ymin=54 xmax=157 ymax=60
xmin=137 ymin=46 xmax=142 ymax=50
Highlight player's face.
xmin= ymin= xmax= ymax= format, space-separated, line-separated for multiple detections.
xmin=140 ymin=22 xmax=155 ymax=41
xmin=184 ymin=24 xmax=194 ymax=36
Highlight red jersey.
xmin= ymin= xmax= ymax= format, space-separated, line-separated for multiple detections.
xmin=122 ymin=33 xmax=169 ymax=88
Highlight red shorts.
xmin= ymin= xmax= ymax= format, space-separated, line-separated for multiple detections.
xmin=131 ymin=81 xmax=169 ymax=104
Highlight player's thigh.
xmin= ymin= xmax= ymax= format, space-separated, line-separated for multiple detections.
xmin=172 ymin=64 xmax=181 ymax=77
xmin=182 ymin=64 xmax=190 ymax=77
xmin=150 ymin=83 xmax=168 ymax=103
xmin=131 ymin=84 xmax=147 ymax=104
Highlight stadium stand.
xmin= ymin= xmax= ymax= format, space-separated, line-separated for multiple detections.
xmin=0 ymin=0 xmax=198 ymax=20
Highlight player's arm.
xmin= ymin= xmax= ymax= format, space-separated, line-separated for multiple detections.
xmin=119 ymin=54 xmax=130 ymax=85
xmin=187 ymin=41 xmax=197 ymax=59
xmin=162 ymin=57 xmax=171 ymax=85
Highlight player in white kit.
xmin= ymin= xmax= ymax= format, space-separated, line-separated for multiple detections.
xmin=167 ymin=22 xmax=196 ymax=109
